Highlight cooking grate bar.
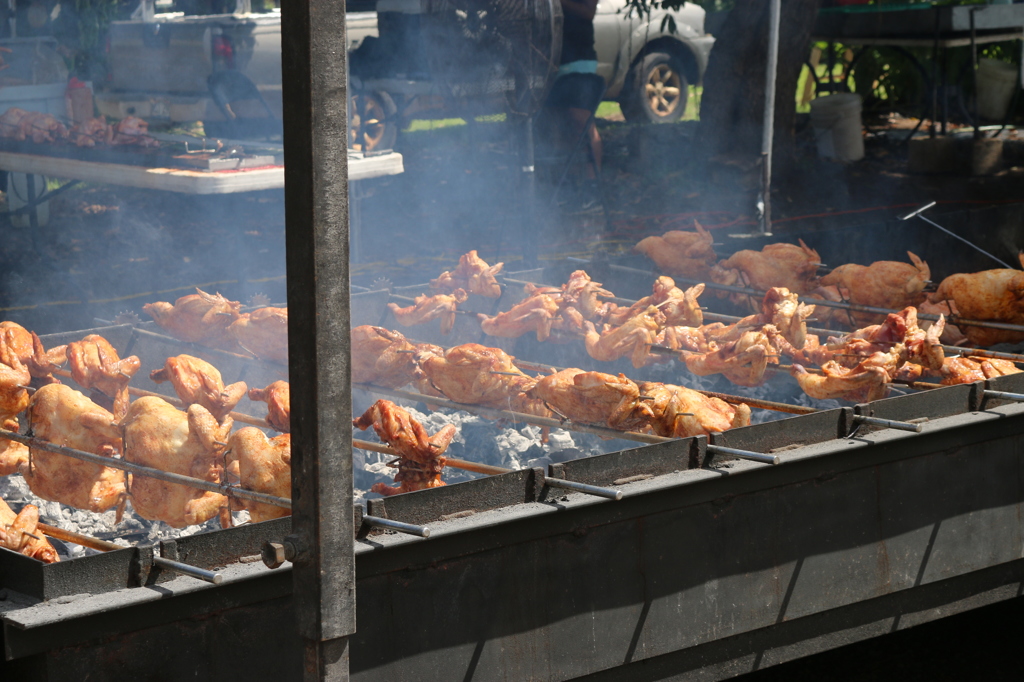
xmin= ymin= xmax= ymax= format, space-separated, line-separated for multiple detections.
xmin=152 ymin=556 xmax=223 ymax=584
xmin=983 ymin=389 xmax=1024 ymax=402
xmin=706 ymin=444 xmax=780 ymax=465
xmin=361 ymin=514 xmax=430 ymax=537
xmin=852 ymin=415 xmax=924 ymax=433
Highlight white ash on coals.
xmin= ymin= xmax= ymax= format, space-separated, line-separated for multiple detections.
xmin=353 ymin=401 xmax=634 ymax=504
xmin=0 ymin=473 xmax=250 ymax=561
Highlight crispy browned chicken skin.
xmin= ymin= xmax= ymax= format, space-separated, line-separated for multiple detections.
xmin=229 ymin=307 xmax=288 ymax=363
xmin=388 ymin=289 xmax=468 ymax=335
xmin=790 ymin=362 xmax=889 ymax=403
xmin=527 ymin=368 xmax=653 ymax=431
xmin=0 ymin=498 xmax=58 ymax=563
xmin=225 ymin=428 xmax=291 ymax=523
xmin=710 ymin=240 xmax=821 ymax=305
xmin=819 ymin=252 xmax=930 ymax=326
xmin=25 ymin=384 xmax=125 ymax=513
xmin=633 ymin=223 xmax=717 ymax=278
xmin=67 ymin=334 xmax=141 ymax=420
xmin=150 ymin=354 xmax=247 ymax=422
xmin=143 ymin=288 xmax=242 ymax=349
xmin=606 ymin=278 xmax=704 ymax=328
xmin=638 ymin=381 xmax=751 ymax=438
xmin=584 ymin=306 xmax=664 ymax=369
xmin=431 ymin=250 xmax=504 ymax=298
xmin=248 ymin=381 xmax=291 ymax=433
xmin=0 ymin=322 xmax=66 ymax=382
xmin=479 ymin=289 xmax=562 ymax=341
xmin=929 ymin=255 xmax=1024 ymax=346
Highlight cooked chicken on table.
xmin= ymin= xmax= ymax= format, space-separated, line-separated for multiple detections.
xmin=633 ymin=223 xmax=718 ymax=279
xmin=710 ymin=240 xmax=821 ymax=306
xmin=0 ymin=108 xmax=68 ymax=143
xmin=388 ymin=289 xmax=468 ymax=335
xmin=150 ymin=354 xmax=247 ymax=421
xmin=229 ymin=307 xmax=288 ymax=363
xmin=819 ymin=252 xmax=930 ymax=326
xmin=431 ymin=250 xmax=504 ymax=298
xmin=929 ymin=256 xmax=1024 ymax=346
xmin=248 ymin=381 xmax=291 ymax=433
xmin=527 ymin=368 xmax=653 ymax=431
xmin=225 ymin=428 xmax=291 ymax=523
xmin=354 ymin=399 xmax=456 ymax=496
xmin=683 ymin=330 xmax=777 ymax=387
xmin=0 ymin=321 xmax=67 ymax=382
xmin=123 ymin=397 xmax=232 ymax=528
xmin=0 ymin=498 xmax=58 ymax=563
xmin=638 ymin=381 xmax=751 ymax=438
xmin=790 ymin=362 xmax=889 ymax=403
xmin=70 ymin=117 xmax=112 ymax=147
xmin=415 ymin=343 xmax=551 ymax=417
xmin=144 ymin=288 xmax=243 ymax=349
xmin=67 ymin=334 xmax=141 ymax=420
xmin=110 ymin=115 xmax=159 ymax=147
xmin=25 ymin=384 xmax=125 ymax=513
xmin=606 ymin=278 xmax=704 ymax=328
xmin=584 ymin=305 xmax=664 ymax=369
xmin=479 ymin=288 xmax=562 ymax=341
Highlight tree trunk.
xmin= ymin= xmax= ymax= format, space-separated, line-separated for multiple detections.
xmin=696 ymin=0 xmax=821 ymax=162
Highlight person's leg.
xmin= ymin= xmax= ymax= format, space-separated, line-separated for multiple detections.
xmin=567 ymin=106 xmax=601 ymax=177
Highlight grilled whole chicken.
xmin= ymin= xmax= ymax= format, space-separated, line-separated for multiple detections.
xmin=583 ymin=306 xmax=663 ymax=369
xmin=0 ymin=322 xmax=67 ymax=382
xmin=757 ymin=287 xmax=816 ymax=349
xmin=248 ymin=381 xmax=290 ymax=433
xmin=225 ymin=428 xmax=291 ymax=523
xmin=0 ymin=418 xmax=28 ymax=476
xmin=0 ymin=498 xmax=58 ymax=563
xmin=229 ymin=307 xmax=288 ymax=363
xmin=111 ymin=115 xmax=159 ymax=147
xmin=710 ymin=240 xmax=821 ymax=305
xmin=929 ymin=256 xmax=1024 ymax=346
xmin=415 ymin=343 xmax=551 ymax=417
xmin=388 ymin=289 xmax=468 ymax=335
xmin=940 ymin=356 xmax=1021 ymax=385
xmin=633 ymin=223 xmax=718 ymax=278
xmin=527 ymin=368 xmax=653 ymax=431
xmin=918 ymin=299 xmax=967 ymax=346
xmin=683 ymin=331 xmax=776 ymax=387
xmin=560 ymin=270 xmax=616 ymax=322
xmin=351 ymin=326 xmax=418 ymax=387
xmin=478 ymin=289 xmax=561 ymax=341
xmin=819 ymin=252 xmax=930 ymax=326
xmin=0 ymin=342 xmax=31 ymax=423
xmin=143 ymin=288 xmax=243 ymax=349
xmin=5 ymin=110 xmax=69 ymax=143
xmin=122 ymin=397 xmax=232 ymax=528
xmin=354 ymin=400 xmax=456 ymax=496
xmin=431 ymin=250 xmax=504 ymax=298
xmin=25 ymin=384 xmax=125 ymax=513
xmin=150 ymin=354 xmax=247 ymax=421
xmin=790 ymin=362 xmax=889 ymax=403
xmin=70 ymin=117 xmax=113 ymax=147
xmin=606 ymin=278 xmax=704 ymax=328
xmin=638 ymin=382 xmax=751 ymax=438
xmin=67 ymin=334 xmax=141 ymax=420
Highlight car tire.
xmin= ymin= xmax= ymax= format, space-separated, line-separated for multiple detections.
xmin=621 ymin=52 xmax=689 ymax=124
xmin=350 ymin=90 xmax=398 ymax=152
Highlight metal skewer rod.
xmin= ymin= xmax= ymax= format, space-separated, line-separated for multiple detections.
xmin=543 ymin=476 xmax=623 ymax=500
xmin=852 ymin=415 xmax=923 ymax=433
xmin=706 ymin=444 xmax=780 ymax=465
xmin=899 ymin=202 xmax=1016 ymax=270
xmin=351 ymin=437 xmax=512 ymax=476
xmin=982 ymin=390 xmax=1024 ymax=402
xmin=361 ymin=515 xmax=430 ymax=537
xmin=353 ymin=383 xmax=672 ymax=445
xmin=695 ymin=389 xmax=817 ymax=415
xmin=36 ymin=521 xmax=123 ymax=552
xmin=0 ymin=428 xmax=291 ymax=510
xmin=152 ymin=556 xmax=224 ymax=584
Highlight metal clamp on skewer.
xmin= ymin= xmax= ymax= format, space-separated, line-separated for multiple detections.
xmin=152 ymin=556 xmax=223 ymax=584
xmin=361 ymin=514 xmax=431 ymax=538
xmin=851 ymin=415 xmax=923 ymax=433
xmin=983 ymin=390 xmax=1024 ymax=402
xmin=543 ymin=476 xmax=623 ymax=501
xmin=706 ymin=444 xmax=780 ymax=465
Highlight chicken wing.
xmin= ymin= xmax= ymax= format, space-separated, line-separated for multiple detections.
xmin=819 ymin=252 xmax=930 ymax=326
xmin=431 ymin=250 xmax=504 ymax=298
xmin=228 ymin=307 xmax=288 ymax=363
xmin=560 ymin=270 xmax=616 ymax=322
xmin=583 ymin=306 xmax=663 ymax=369
xmin=527 ymin=368 xmax=653 ymax=431
xmin=248 ymin=381 xmax=291 ymax=433
xmin=143 ymin=288 xmax=243 ymax=349
xmin=150 ymin=354 xmax=247 ymax=421
xmin=633 ymin=222 xmax=717 ymax=278
xmin=638 ymin=381 xmax=750 ymax=438
xmin=0 ymin=322 xmax=67 ymax=382
xmin=929 ymin=256 xmax=1024 ymax=346
xmin=25 ymin=384 xmax=125 ymax=513
xmin=225 ymin=428 xmax=291 ymax=523
xmin=388 ymin=289 xmax=468 ymax=335
xmin=918 ymin=299 xmax=967 ymax=346
xmin=122 ymin=397 xmax=231 ymax=528
xmin=66 ymin=334 xmax=141 ymax=421
xmin=0 ymin=498 xmax=58 ymax=563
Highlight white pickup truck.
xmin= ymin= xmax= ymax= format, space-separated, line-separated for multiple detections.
xmin=99 ymin=0 xmax=713 ymax=144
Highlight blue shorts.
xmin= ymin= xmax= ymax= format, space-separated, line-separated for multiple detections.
xmin=545 ymin=72 xmax=605 ymax=112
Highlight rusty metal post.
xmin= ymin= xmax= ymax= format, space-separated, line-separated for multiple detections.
xmin=281 ymin=0 xmax=355 ymax=679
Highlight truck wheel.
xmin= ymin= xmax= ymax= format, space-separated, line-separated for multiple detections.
xmin=621 ymin=52 xmax=688 ymax=124
xmin=350 ymin=91 xmax=397 ymax=152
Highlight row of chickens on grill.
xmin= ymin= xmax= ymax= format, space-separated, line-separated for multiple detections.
xmin=631 ymin=223 xmax=1024 ymax=348
xmin=0 ymin=108 xmax=158 ymax=148
xmin=385 ymin=252 xmax=1020 ymax=402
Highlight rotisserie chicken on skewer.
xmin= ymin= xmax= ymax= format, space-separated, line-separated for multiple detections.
xmin=710 ymin=240 xmax=821 ymax=308
xmin=583 ymin=306 xmax=664 ymax=369
xmin=559 ymin=270 xmax=617 ymax=322
xmin=0 ymin=498 xmax=59 ymax=563
xmin=66 ymin=334 xmax=142 ymax=420
xmin=143 ymin=288 xmax=243 ymax=350
xmin=0 ymin=322 xmax=67 ymax=383
xmin=790 ymin=362 xmax=889 ymax=403
xmin=431 ymin=250 xmax=504 ymax=298
xmin=940 ymin=356 xmax=1021 ymax=385
xmin=819 ymin=252 xmax=931 ymax=326
xmin=638 ymin=381 xmax=751 ymax=438
xmin=24 ymin=384 xmax=125 ymax=513
xmin=225 ymin=428 xmax=291 ymax=522
xmin=149 ymin=354 xmax=247 ymax=422
xmin=928 ymin=255 xmax=1024 ymax=347
xmin=605 ymin=278 xmax=704 ymax=328
xmin=0 ymin=342 xmax=31 ymax=423
xmin=682 ymin=330 xmax=777 ymax=387
xmin=388 ymin=288 xmax=468 ymax=335
xmin=122 ymin=397 xmax=232 ymax=528
xmin=0 ymin=418 xmax=28 ymax=476
xmin=350 ymin=325 xmax=443 ymax=396
xmin=228 ymin=307 xmax=288 ymax=363
xmin=414 ymin=343 xmax=552 ymax=417
xmin=248 ymin=381 xmax=291 ymax=433
xmin=354 ymin=399 xmax=457 ymax=496
xmin=478 ymin=288 xmax=562 ymax=341
xmin=633 ymin=223 xmax=718 ymax=279
xmin=527 ymin=368 xmax=654 ymax=432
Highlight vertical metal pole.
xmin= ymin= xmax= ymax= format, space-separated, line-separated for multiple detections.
xmin=759 ymin=0 xmax=781 ymax=235
xmin=523 ymin=116 xmax=538 ymax=268
xmin=971 ymin=7 xmax=982 ymax=141
xmin=281 ymin=0 xmax=355 ymax=679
